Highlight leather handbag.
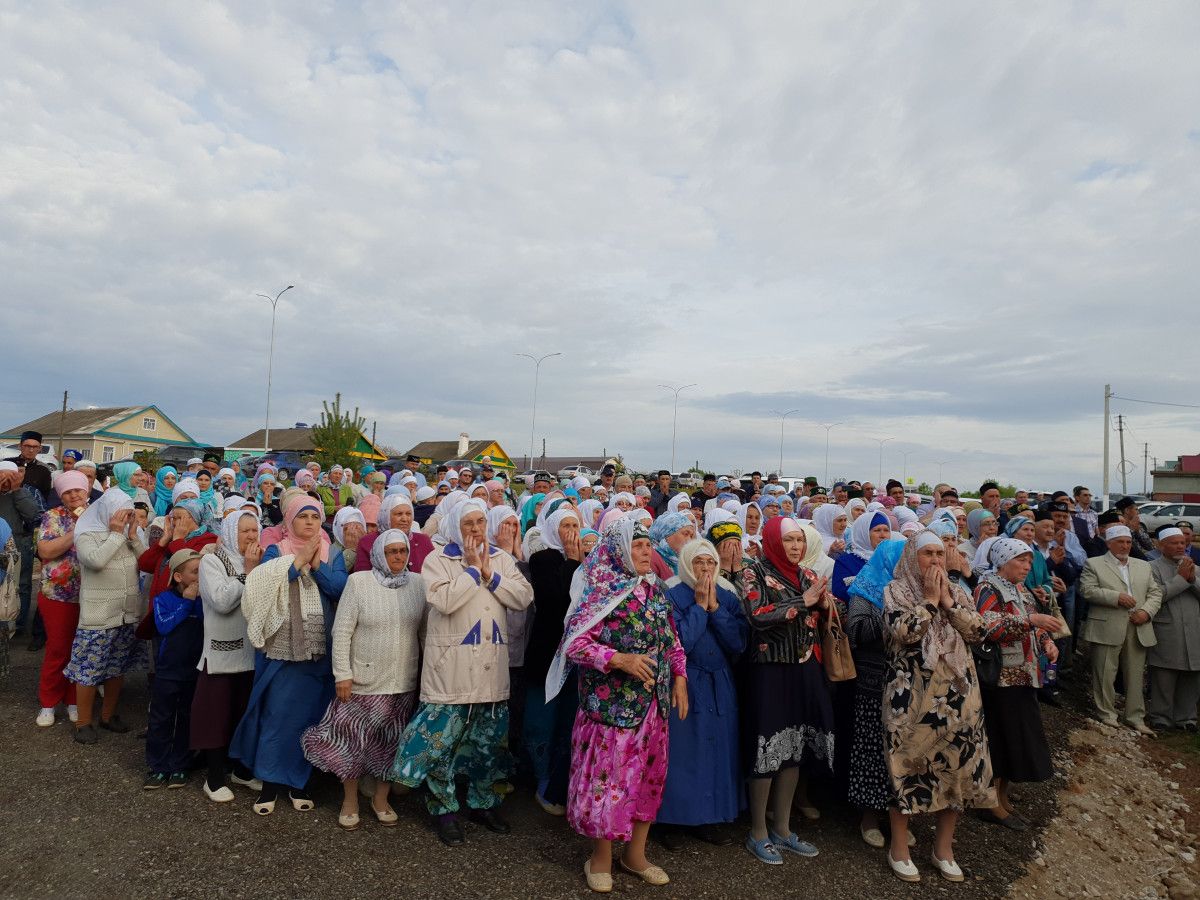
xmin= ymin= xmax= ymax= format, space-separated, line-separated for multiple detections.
xmin=821 ymin=601 xmax=857 ymax=682
xmin=972 ymin=641 xmax=1001 ymax=687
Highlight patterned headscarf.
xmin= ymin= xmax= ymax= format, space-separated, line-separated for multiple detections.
xmin=885 ymin=534 xmax=971 ymax=682
xmin=545 ymin=515 xmax=651 ymax=702
xmin=174 ymin=498 xmax=216 ymax=540
xmin=370 ymin=528 xmax=410 ymax=588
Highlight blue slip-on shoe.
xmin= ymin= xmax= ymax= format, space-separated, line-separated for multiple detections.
xmin=744 ymin=834 xmax=784 ymax=865
xmin=769 ymin=830 xmax=819 ymax=858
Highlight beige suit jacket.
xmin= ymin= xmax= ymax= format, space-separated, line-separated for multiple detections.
xmin=1079 ymin=552 xmax=1162 ymax=648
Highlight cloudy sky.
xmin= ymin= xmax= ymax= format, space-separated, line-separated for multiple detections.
xmin=4 ymin=2 xmax=1198 ymax=490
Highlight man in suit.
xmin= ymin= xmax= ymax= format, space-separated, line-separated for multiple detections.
xmin=1079 ymin=524 xmax=1163 ymax=735
xmin=1148 ymin=526 xmax=1200 ymax=732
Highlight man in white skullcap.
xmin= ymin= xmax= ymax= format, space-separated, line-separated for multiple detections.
xmin=1079 ymin=524 xmax=1163 ymax=735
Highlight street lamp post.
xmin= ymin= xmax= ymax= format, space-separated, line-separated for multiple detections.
xmin=659 ymin=383 xmax=697 ymax=473
xmin=820 ymin=422 xmax=842 ymax=487
xmin=256 ymin=285 xmax=294 ymax=453
xmin=772 ymin=409 xmax=801 ymax=476
xmin=900 ymin=449 xmax=915 ymax=483
xmin=516 ymin=352 xmax=562 ymax=469
xmin=937 ymin=460 xmax=951 ymax=483
xmin=874 ymin=437 xmax=895 ymax=486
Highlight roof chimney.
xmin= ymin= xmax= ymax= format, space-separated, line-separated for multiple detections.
xmin=457 ymin=432 xmax=469 ymax=457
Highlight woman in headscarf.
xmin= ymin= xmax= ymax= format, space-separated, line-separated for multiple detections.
xmin=736 ymin=502 xmax=764 ymax=559
xmin=255 ymin=472 xmax=283 ymax=526
xmin=302 ymin=529 xmax=426 ymax=831
xmin=778 ymin=496 xmax=796 ymax=519
xmin=648 ymin=511 xmax=697 ymax=581
xmin=797 ymin=521 xmax=835 ymax=579
xmin=708 ymin=520 xmax=747 ymax=585
xmin=331 ymin=507 xmax=367 ymax=573
xmin=580 ymin=528 xmax=600 ymax=555
xmin=702 ymin=506 xmax=733 ymax=536
xmin=757 ymin=495 xmax=781 ymax=522
xmin=524 ymin=505 xmax=587 ymax=816
xmin=845 ymin=538 xmax=907 ymax=849
xmin=193 ymin=508 xmax=263 ymax=802
xmin=67 ymin=487 xmax=148 ymax=743
xmin=881 ymin=533 xmax=993 ymax=884
xmin=832 ymin=511 xmax=892 ymax=602
xmin=34 ymin=470 xmax=91 ymax=727
xmin=215 ymin=467 xmax=238 ymax=499
xmin=354 ymin=493 xmax=434 ymax=574
xmin=294 ymin=469 xmax=321 ymax=502
xmin=112 ymin=461 xmax=151 ymax=508
xmin=973 ymin=537 xmax=1059 ymax=831
xmin=657 ymin=540 xmax=748 ymax=849
xmin=194 ymin=470 xmax=220 ymax=517
xmin=577 ymin=498 xmax=604 ymax=533
xmin=959 ymin=509 xmax=998 ymax=561
xmin=152 ymin=466 xmax=179 ymax=518
xmin=737 ymin=516 xmax=837 ymax=864
xmin=812 ymin=504 xmax=849 ymax=556
xmin=230 ymin=493 xmax=348 ymax=814
xmin=845 ymin=497 xmax=867 ymax=523
xmin=357 ymin=492 xmax=381 ymax=534
xmin=389 ymin=499 xmax=533 ymax=846
xmin=607 ymin=492 xmax=636 ymax=513
xmin=488 ymin=502 xmax=531 ymax=780
xmin=424 ymin=488 xmax=468 ymax=540
xmin=548 ymin=517 xmax=688 ymax=891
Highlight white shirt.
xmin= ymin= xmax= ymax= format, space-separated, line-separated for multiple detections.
xmin=1114 ymin=558 xmax=1131 ymax=591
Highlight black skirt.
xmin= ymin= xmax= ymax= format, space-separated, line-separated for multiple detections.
xmin=740 ymin=659 xmax=835 ymax=779
xmin=190 ymin=667 xmax=255 ymax=750
xmin=980 ymin=685 xmax=1052 ymax=783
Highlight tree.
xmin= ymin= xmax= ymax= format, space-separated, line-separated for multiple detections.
xmin=132 ymin=448 xmax=164 ymax=474
xmin=915 ymin=481 xmax=933 ymax=495
xmin=310 ymin=393 xmax=366 ymax=471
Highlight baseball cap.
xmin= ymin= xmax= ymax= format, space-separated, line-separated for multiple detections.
xmin=168 ymin=548 xmax=203 ymax=576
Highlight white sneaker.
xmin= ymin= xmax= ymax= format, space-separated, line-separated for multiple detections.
xmin=535 ymin=791 xmax=566 ymax=816
xmin=203 ymin=782 xmax=235 ymax=803
xmin=230 ymin=772 xmax=264 ymax=792
xmin=67 ymin=705 xmax=79 ymax=723
xmin=36 ymin=708 xmax=56 ymax=728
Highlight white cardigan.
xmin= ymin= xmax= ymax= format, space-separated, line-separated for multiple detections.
xmin=76 ymin=530 xmax=148 ymax=630
xmin=332 ymin=571 xmax=426 ymax=695
xmin=197 ymin=550 xmax=256 ymax=674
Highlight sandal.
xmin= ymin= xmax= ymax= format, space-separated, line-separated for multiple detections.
xmin=583 ymin=860 xmax=612 ymax=893
xmin=618 ymin=858 xmax=669 ymax=886
xmin=253 ymin=797 xmax=276 ymax=816
xmin=372 ymin=804 xmax=398 ymax=826
xmin=289 ymin=790 xmax=315 ymax=812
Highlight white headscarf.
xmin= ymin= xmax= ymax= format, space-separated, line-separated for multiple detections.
xmin=370 ymin=528 xmax=410 ymax=588
xmin=845 ymin=497 xmax=867 ymax=521
xmin=850 ymin=510 xmax=891 ymax=561
xmin=172 ymin=478 xmax=200 ymax=504
xmin=703 ymin=507 xmax=733 ymax=533
xmin=608 ymin=491 xmax=636 ymax=511
xmin=812 ymin=503 xmax=848 ymax=551
xmin=222 ymin=495 xmax=248 ymax=516
xmin=332 ymin=506 xmax=366 ymax=547
xmin=378 ymin=493 xmax=414 ymax=534
xmin=75 ymin=487 xmax=132 ymax=537
xmin=541 ymin=506 xmax=581 ymax=554
xmin=570 ymin=475 xmax=590 ymax=492
xmin=669 ymin=492 xmax=692 ymax=514
xmin=448 ymin=498 xmax=489 ymax=548
xmin=677 ymin=538 xmax=720 ymax=590
xmin=486 ymin=505 xmax=518 ymax=545
xmin=577 ymin=499 xmax=603 ymax=531
xmin=219 ymin=508 xmax=260 ymax=556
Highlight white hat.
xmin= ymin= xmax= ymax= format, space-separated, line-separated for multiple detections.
xmin=1105 ymin=524 xmax=1132 ymax=541
xmin=1157 ymin=527 xmax=1184 ymax=542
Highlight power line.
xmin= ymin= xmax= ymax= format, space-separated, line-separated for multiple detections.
xmin=1111 ymin=394 xmax=1200 ymax=410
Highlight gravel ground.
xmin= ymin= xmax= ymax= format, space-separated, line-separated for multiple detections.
xmin=0 ymin=641 xmax=1093 ymax=900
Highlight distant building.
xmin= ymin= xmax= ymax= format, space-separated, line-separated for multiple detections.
xmin=1151 ymin=454 xmax=1200 ymax=502
xmin=1 ymin=405 xmax=204 ymax=462
xmin=226 ymin=424 xmax=385 ymax=462
xmin=404 ymin=433 xmax=516 ymax=471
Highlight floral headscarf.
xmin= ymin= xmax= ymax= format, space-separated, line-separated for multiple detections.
xmin=649 ymin=510 xmax=693 ymax=574
xmin=885 ymin=534 xmax=971 ymax=682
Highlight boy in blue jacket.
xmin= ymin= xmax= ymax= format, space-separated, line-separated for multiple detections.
xmin=144 ymin=549 xmax=204 ymax=790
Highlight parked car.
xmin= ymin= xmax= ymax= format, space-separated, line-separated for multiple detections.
xmin=1142 ymin=503 xmax=1200 ymax=536
xmin=556 ymin=464 xmax=598 ymax=483
xmin=1138 ymin=502 xmax=1172 ymax=517
xmin=673 ymin=472 xmax=702 ymax=489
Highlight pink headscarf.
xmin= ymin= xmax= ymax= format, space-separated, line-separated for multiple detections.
xmin=295 ymin=470 xmax=317 ymax=491
xmin=357 ymin=493 xmax=381 ymax=527
xmin=53 ymin=470 xmax=90 ymax=499
xmin=277 ymin=495 xmax=330 ymax=563
xmin=597 ymin=507 xmax=627 ymax=532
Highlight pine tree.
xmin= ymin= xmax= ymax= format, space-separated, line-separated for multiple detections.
xmin=311 ymin=393 xmax=365 ymax=470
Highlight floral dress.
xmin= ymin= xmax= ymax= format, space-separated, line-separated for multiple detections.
xmin=566 ymin=580 xmax=687 ymax=841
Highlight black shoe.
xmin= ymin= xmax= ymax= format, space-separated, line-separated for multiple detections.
xmin=1183 ymin=722 xmax=1198 ymax=734
xmin=99 ymin=715 xmax=129 ymax=734
xmin=693 ymin=823 xmax=733 ymax=846
xmin=143 ymin=772 xmax=168 ymax=790
xmin=979 ymin=809 xmax=1027 ymax=831
xmin=655 ymin=826 xmax=686 ymax=851
xmin=27 ymin=635 xmax=46 ymax=652
xmin=469 ymin=808 xmax=511 ymax=834
xmin=73 ymin=724 xmax=99 ymax=745
xmin=436 ymin=814 xmax=465 ymax=846
xmin=168 ymin=772 xmax=187 ymax=789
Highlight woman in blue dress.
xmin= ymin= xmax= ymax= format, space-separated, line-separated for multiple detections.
xmin=656 ymin=539 xmax=749 ymax=848
xmin=230 ymin=493 xmax=347 ymax=814
xmin=832 ymin=511 xmax=893 ymax=602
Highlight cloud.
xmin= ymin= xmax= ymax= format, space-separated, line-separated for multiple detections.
xmin=2 ymin=1 xmax=1198 ymax=492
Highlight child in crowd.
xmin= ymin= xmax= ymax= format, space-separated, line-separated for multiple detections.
xmin=144 ymin=549 xmax=205 ymax=790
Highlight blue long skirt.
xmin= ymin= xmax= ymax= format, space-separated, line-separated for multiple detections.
xmin=229 ymin=652 xmax=334 ymax=789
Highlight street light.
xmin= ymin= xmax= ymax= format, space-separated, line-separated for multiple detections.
xmin=771 ymin=409 xmax=801 ymax=476
xmin=659 ymin=383 xmax=697 ymax=473
xmin=937 ymin=460 xmax=951 ymax=482
xmin=516 ymin=352 xmax=562 ymax=469
xmin=873 ymin=437 xmax=895 ymax=486
xmin=900 ymin=449 xmax=915 ymax=483
xmin=256 ymin=285 xmax=294 ymax=453
xmin=820 ymin=422 xmax=842 ymax=487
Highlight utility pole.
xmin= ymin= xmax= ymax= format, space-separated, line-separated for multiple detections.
xmin=1143 ymin=442 xmax=1149 ymax=495
xmin=1102 ymin=384 xmax=1112 ymax=510
xmin=56 ymin=390 xmax=68 ymax=460
xmin=1116 ymin=414 xmax=1128 ymax=494
xmin=371 ymin=420 xmax=377 ymax=451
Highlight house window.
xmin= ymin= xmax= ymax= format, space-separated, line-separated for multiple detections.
xmin=81 ymin=448 xmax=93 ymax=460
xmin=102 ymin=446 xmax=115 ymax=462
xmin=143 ymin=416 xmax=157 ymax=431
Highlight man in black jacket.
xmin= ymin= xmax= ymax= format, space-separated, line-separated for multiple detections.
xmin=648 ymin=470 xmax=673 ymax=518
xmin=5 ymin=430 xmax=52 ymax=506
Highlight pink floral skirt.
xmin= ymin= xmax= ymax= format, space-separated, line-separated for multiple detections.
xmin=566 ymin=708 xmax=669 ymax=841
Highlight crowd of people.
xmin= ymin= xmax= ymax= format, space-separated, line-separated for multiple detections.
xmin=2 ymin=429 xmax=1199 ymax=890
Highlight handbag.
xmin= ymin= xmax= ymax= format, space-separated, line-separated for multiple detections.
xmin=820 ymin=600 xmax=857 ymax=682
xmin=972 ymin=641 xmax=1001 ymax=687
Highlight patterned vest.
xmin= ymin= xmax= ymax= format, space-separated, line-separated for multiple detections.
xmin=579 ymin=583 xmax=674 ymax=729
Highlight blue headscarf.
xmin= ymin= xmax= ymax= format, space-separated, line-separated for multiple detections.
xmin=927 ymin=517 xmax=959 ymax=538
xmin=173 ymin=498 xmax=216 ymax=540
xmin=254 ymin=472 xmax=276 ymax=504
xmin=649 ymin=510 xmax=693 ymax=574
xmin=196 ymin=474 xmax=218 ymax=516
xmin=757 ymin=495 xmax=780 ymax=512
xmin=847 ymin=537 xmax=907 ymax=610
xmin=520 ymin=492 xmax=546 ymax=533
xmin=1004 ymin=515 xmax=1032 ymax=538
xmin=153 ymin=466 xmax=178 ymax=517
